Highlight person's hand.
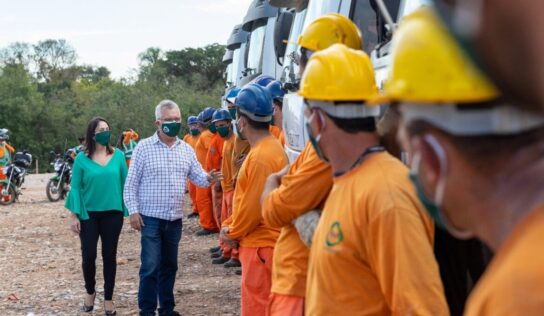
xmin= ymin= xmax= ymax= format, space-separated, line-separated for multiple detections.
xmin=260 ymin=169 xmax=286 ymax=204
xmin=69 ymin=213 xmax=80 ymax=234
xmin=130 ymin=213 xmax=145 ymax=231
xmin=208 ymin=170 xmax=223 ymax=183
xmin=214 ymin=181 xmax=222 ymax=192
xmin=275 ymin=165 xmax=289 ymax=178
xmin=220 ymin=227 xmax=239 ymax=249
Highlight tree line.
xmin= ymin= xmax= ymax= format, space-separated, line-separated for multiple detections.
xmin=0 ymin=39 xmax=226 ymax=172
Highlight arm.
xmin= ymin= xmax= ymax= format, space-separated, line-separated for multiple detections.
xmin=123 ymin=144 xmax=144 ymax=215
xmin=119 ymin=150 xmax=129 ymax=215
xmin=6 ymin=143 xmax=14 ymax=153
xmin=262 ymin=151 xmax=332 ymax=228
xmin=366 ymin=207 xmax=448 ymax=315
xmin=226 ymin=161 xmax=270 ymax=241
xmin=187 ymin=148 xmax=211 ymax=188
xmin=64 ymin=154 xmax=86 ymax=228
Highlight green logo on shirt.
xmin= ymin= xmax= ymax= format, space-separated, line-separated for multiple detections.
xmin=326 ymin=221 xmax=344 ymax=247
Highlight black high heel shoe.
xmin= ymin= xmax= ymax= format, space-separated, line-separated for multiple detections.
xmin=82 ymin=292 xmax=96 ymax=312
xmin=104 ymin=301 xmax=117 ymax=315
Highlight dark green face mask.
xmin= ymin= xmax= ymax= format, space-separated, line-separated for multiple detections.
xmin=95 ymin=131 xmax=111 ymax=146
xmin=409 ymin=171 xmax=447 ymax=231
xmin=228 ymin=108 xmax=236 ymax=120
xmin=190 ymin=128 xmax=200 ymax=136
xmin=161 ymin=121 xmax=181 ymax=137
xmin=217 ymin=125 xmax=230 ymax=138
xmin=208 ymin=123 xmax=217 ymax=134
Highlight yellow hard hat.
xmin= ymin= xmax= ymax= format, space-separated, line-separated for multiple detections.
xmin=381 ymin=6 xmax=499 ymax=104
xmin=298 ymin=13 xmax=363 ymax=51
xmin=299 ymin=44 xmax=379 ymax=102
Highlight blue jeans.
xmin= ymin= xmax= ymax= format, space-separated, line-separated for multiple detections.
xmin=138 ymin=215 xmax=182 ymax=316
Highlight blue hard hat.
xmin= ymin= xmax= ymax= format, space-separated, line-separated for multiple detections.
xmin=235 ymin=83 xmax=273 ymax=120
xmin=187 ymin=116 xmax=198 ymax=125
xmin=252 ymin=74 xmax=274 ymax=87
xmin=202 ymin=107 xmax=216 ymax=122
xmin=266 ymin=80 xmax=285 ymax=102
xmin=226 ymin=87 xmax=241 ymax=103
xmin=212 ymin=109 xmax=232 ymax=123
xmin=197 ymin=112 xmax=204 ymax=123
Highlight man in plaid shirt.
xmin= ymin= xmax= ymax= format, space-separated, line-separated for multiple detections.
xmin=124 ymin=100 xmax=219 ymax=316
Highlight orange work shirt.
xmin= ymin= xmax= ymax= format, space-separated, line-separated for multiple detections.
xmin=205 ymin=134 xmax=224 ymax=172
xmin=269 ymin=125 xmax=285 ymax=147
xmin=183 ymin=134 xmax=199 ymax=150
xmin=231 ymin=136 xmax=250 ymax=182
xmin=262 ymin=143 xmax=333 ymax=297
xmin=221 ymin=135 xmax=235 ymax=192
xmin=306 ymin=152 xmax=448 ymax=316
xmin=465 ymin=205 xmax=544 ymax=315
xmin=195 ymin=130 xmax=213 ymax=165
xmin=226 ymin=136 xmax=287 ymax=248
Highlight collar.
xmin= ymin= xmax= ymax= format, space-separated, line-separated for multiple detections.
xmin=153 ymin=131 xmax=181 ymax=148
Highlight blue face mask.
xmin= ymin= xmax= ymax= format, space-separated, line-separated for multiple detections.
xmin=305 ymin=111 xmax=328 ymax=163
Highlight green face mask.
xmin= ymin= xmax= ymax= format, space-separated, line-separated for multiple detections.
xmin=161 ymin=121 xmax=181 ymax=137
xmin=228 ymin=108 xmax=237 ymax=120
xmin=95 ymin=131 xmax=111 ymax=146
xmin=208 ymin=123 xmax=217 ymax=134
xmin=190 ymin=128 xmax=200 ymax=136
xmin=409 ymin=171 xmax=447 ymax=231
xmin=217 ymin=125 xmax=230 ymax=138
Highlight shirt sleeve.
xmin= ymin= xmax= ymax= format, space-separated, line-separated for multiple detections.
xmin=366 ymin=206 xmax=449 ymax=315
xmin=64 ymin=154 xmax=89 ymax=220
xmin=123 ymin=143 xmax=144 ymax=215
xmin=262 ymin=149 xmax=332 ymax=228
xmin=227 ymin=160 xmax=270 ymax=241
xmin=188 ymin=147 xmax=210 ymax=188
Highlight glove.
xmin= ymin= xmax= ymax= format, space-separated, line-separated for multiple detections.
xmin=293 ymin=209 xmax=322 ymax=248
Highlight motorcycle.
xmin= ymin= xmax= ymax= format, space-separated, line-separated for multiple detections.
xmin=46 ymin=149 xmax=74 ymax=202
xmin=0 ymin=151 xmax=32 ymax=205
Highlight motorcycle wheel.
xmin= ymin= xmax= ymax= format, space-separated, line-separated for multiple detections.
xmin=0 ymin=184 xmax=16 ymax=205
xmin=46 ymin=179 xmax=62 ymax=202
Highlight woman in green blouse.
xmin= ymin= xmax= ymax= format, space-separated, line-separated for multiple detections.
xmin=65 ymin=117 xmax=128 ymax=315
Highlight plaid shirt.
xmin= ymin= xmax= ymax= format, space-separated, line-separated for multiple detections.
xmin=124 ymin=132 xmax=210 ymax=221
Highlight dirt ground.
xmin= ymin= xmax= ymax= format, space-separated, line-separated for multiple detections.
xmin=0 ymin=174 xmax=241 ymax=316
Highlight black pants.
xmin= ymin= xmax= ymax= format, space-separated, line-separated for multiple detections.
xmin=80 ymin=211 xmax=123 ymax=300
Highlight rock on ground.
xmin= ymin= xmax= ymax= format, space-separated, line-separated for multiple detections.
xmin=0 ymin=174 xmax=241 ymax=315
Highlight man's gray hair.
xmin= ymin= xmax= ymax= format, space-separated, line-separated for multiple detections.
xmin=155 ymin=100 xmax=180 ymax=120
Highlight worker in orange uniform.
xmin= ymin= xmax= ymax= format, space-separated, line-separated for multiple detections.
xmin=183 ymin=115 xmax=202 ymax=218
xmin=0 ymin=129 xmax=15 ymax=203
xmin=209 ymin=109 xmax=240 ymax=267
xmin=195 ymin=107 xmax=219 ymax=235
xmin=300 ymin=44 xmax=448 ymax=315
xmin=121 ymin=128 xmax=139 ymax=167
xmin=220 ymin=84 xmax=287 ymax=316
xmin=380 ymin=7 xmax=544 ymax=315
xmin=206 ymin=110 xmax=225 ymax=232
xmin=259 ymin=14 xmax=364 ymax=316
xmin=266 ymin=80 xmax=285 ymax=147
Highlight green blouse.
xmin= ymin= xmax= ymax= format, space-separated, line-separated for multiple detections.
xmin=65 ymin=149 xmax=128 ymax=220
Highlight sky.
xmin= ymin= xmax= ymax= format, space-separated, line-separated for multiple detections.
xmin=0 ymin=0 xmax=253 ymax=78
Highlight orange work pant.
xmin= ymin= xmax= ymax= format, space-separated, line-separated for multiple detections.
xmin=188 ymin=181 xmax=198 ymax=213
xmin=196 ymin=186 xmax=218 ymax=231
xmin=220 ymin=190 xmax=238 ymax=259
xmin=239 ymin=247 xmax=274 ymax=316
xmin=212 ymin=183 xmax=223 ymax=228
xmin=266 ymin=293 xmax=304 ymax=316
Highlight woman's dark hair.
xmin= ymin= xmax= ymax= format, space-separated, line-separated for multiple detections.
xmin=85 ymin=117 xmax=114 ymax=157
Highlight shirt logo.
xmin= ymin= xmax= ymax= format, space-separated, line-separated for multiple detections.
xmin=326 ymin=221 xmax=344 ymax=247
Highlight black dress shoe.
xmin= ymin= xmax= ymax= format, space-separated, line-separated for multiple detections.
xmin=195 ymin=229 xmax=216 ymax=236
xmin=209 ymin=246 xmax=221 ymax=253
xmin=169 ymin=311 xmax=182 ymax=316
xmin=212 ymin=256 xmax=230 ymax=264
xmin=235 ymin=269 xmax=242 ymax=276
xmin=82 ymin=292 xmax=96 ymax=312
xmin=188 ymin=212 xmax=199 ymax=219
xmin=211 ymin=250 xmax=223 ymax=259
xmin=224 ymin=258 xmax=241 ymax=268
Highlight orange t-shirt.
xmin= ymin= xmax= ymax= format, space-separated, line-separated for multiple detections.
xmin=195 ymin=130 xmax=213 ymax=165
xmin=306 ymin=152 xmax=448 ymax=316
xmin=221 ymin=136 xmax=235 ymax=192
xmin=231 ymin=136 xmax=250 ymax=182
xmin=205 ymin=134 xmax=224 ymax=172
xmin=183 ymin=134 xmax=199 ymax=150
xmin=269 ymin=125 xmax=285 ymax=147
xmin=465 ymin=205 xmax=544 ymax=315
xmin=262 ymin=143 xmax=332 ymax=297
xmin=226 ymin=135 xmax=287 ymax=248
